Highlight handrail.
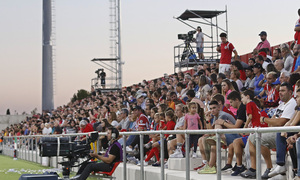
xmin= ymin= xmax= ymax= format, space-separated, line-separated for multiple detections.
xmin=2 ymin=126 xmax=300 ymax=180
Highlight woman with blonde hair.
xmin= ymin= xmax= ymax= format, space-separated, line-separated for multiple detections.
xmin=280 ymin=43 xmax=294 ymax=73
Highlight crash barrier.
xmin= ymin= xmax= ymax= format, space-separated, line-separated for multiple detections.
xmin=2 ymin=126 xmax=300 ymax=180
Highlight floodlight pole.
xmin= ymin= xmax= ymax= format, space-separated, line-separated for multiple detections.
xmin=117 ymin=0 xmax=122 ymax=89
xmin=42 ymin=0 xmax=54 ymax=111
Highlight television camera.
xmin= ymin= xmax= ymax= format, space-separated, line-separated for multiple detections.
xmin=39 ymin=132 xmax=99 ymax=179
xmin=95 ymin=68 xmax=104 ymax=78
xmin=177 ymin=30 xmax=197 ymax=61
xmin=178 ymin=30 xmax=196 ymax=43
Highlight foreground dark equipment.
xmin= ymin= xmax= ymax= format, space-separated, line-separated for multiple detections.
xmin=39 ymin=132 xmax=99 ymax=179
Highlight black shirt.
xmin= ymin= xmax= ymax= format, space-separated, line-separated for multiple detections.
xmin=109 ymin=143 xmax=121 ymax=164
xmin=236 ymin=103 xmax=247 ymax=127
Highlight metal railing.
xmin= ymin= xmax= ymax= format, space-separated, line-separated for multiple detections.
xmin=2 ymin=126 xmax=300 ymax=180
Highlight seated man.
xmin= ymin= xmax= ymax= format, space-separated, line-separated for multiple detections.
xmin=241 ymin=83 xmax=297 ymax=179
xmin=197 ymin=100 xmax=236 ymax=174
xmin=74 ymin=127 xmax=122 ymax=180
xmin=256 ymin=71 xmax=280 ymax=109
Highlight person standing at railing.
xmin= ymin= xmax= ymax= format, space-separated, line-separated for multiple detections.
xmin=195 ymin=26 xmax=204 ymax=60
xmin=241 ymin=82 xmax=297 ymax=179
xmin=216 ymin=32 xmax=239 ymax=74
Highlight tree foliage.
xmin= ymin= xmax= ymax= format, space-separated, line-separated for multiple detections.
xmin=71 ymin=89 xmax=89 ymax=103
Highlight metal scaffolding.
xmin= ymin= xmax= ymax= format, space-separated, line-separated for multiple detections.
xmin=174 ymin=7 xmax=228 ymax=72
xmin=91 ymin=0 xmax=123 ymax=90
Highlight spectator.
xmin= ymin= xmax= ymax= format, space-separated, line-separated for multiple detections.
xmin=217 ymin=33 xmax=238 ymax=74
xmin=243 ymin=66 xmax=255 ymax=91
xmin=280 ymin=43 xmax=294 ymax=73
xmin=195 ymin=26 xmax=204 ymax=59
xmin=255 ymin=31 xmax=271 ymax=52
xmin=274 ymin=59 xmax=287 ymax=73
xmin=196 ymin=75 xmax=211 ymax=101
xmin=117 ymin=108 xmax=130 ymax=131
xmin=253 ymin=63 xmax=265 ymax=96
xmin=42 ymin=123 xmax=52 ymax=135
xmin=272 ymin=48 xmax=282 ymax=62
xmin=221 ymin=79 xmax=237 ymax=115
xmin=293 ymin=44 xmax=300 ymax=73
xmin=230 ymin=70 xmax=243 ymax=91
xmin=241 ymin=83 xmax=297 ymax=179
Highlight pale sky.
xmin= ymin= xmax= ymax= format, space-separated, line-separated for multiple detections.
xmin=0 ymin=0 xmax=299 ymax=114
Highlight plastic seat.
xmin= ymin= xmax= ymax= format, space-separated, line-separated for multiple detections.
xmin=95 ymin=161 xmax=121 ymax=179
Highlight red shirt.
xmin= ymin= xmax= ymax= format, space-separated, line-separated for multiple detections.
xmin=222 ymin=106 xmax=236 ymax=119
xmin=239 ymin=70 xmax=246 ymax=81
xmin=220 ymin=41 xmax=235 ymax=64
xmin=158 ymin=120 xmax=166 ymax=130
xmin=165 ymin=121 xmax=176 ymax=138
xmin=81 ymin=123 xmax=94 ymax=133
xmin=263 ymin=84 xmax=280 ymax=107
xmin=246 ymin=101 xmax=268 ymax=127
xmin=136 ymin=113 xmax=150 ymax=130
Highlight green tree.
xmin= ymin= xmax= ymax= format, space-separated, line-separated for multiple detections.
xmin=71 ymin=89 xmax=89 ymax=102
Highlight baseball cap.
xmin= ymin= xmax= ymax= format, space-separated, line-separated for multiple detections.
xmin=258 ymin=51 xmax=267 ymax=57
xmin=253 ymin=63 xmax=263 ymax=69
xmin=259 ymin=31 xmax=267 ymax=36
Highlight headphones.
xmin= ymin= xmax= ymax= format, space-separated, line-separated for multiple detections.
xmin=110 ymin=127 xmax=119 ymax=140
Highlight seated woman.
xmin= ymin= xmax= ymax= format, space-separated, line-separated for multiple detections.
xmin=74 ymin=128 xmax=122 ymax=180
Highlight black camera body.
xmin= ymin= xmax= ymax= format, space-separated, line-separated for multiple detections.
xmin=39 ymin=133 xmax=99 ymax=179
xmin=178 ymin=30 xmax=196 ymax=42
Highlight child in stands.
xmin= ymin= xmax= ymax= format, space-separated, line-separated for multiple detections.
xmin=183 ymin=102 xmax=203 ymax=158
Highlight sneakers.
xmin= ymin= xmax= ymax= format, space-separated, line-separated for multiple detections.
xmin=152 ymin=161 xmax=161 ymax=167
xmin=221 ymin=164 xmax=232 ymax=171
xmin=261 ymin=168 xmax=271 ymax=179
xmin=268 ymin=174 xmax=287 ymax=180
xmin=126 ymin=146 xmax=133 ymax=153
xmin=198 ymin=166 xmax=216 ymax=174
xmin=192 ymin=152 xmax=197 ymax=158
xmin=293 ymin=176 xmax=300 ymax=180
xmin=145 ymin=142 xmax=153 ymax=149
xmin=127 ymin=156 xmax=139 ymax=165
xmin=194 ymin=163 xmax=206 ymax=171
xmin=268 ymin=165 xmax=287 ymax=178
xmin=206 ymin=136 xmax=225 ymax=146
xmin=169 ymin=148 xmax=183 ymax=158
xmin=137 ymin=160 xmax=148 ymax=166
xmin=240 ymin=169 xmax=256 ymax=179
xmin=231 ymin=165 xmax=246 ymax=176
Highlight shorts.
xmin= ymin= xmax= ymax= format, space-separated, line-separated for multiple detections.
xmin=196 ymin=47 xmax=204 ymax=53
xmin=248 ymin=132 xmax=276 ymax=149
xmin=225 ymin=134 xmax=242 ymax=145
xmin=219 ymin=64 xmax=231 ymax=74
xmin=241 ymin=136 xmax=248 ymax=146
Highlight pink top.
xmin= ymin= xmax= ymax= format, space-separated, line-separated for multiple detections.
xmin=255 ymin=40 xmax=270 ymax=51
xmin=185 ymin=113 xmax=200 ymax=130
xmin=225 ymin=90 xmax=237 ymax=115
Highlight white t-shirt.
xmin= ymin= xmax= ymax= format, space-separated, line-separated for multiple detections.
xmin=274 ymin=97 xmax=297 ymax=119
xmin=174 ymin=116 xmax=185 ymax=130
xmin=42 ymin=127 xmax=52 ymax=135
xmin=196 ymin=32 xmax=204 ymax=48
xmin=284 ymin=55 xmax=294 ymax=73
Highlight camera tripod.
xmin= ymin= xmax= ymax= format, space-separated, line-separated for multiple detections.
xmin=181 ymin=41 xmax=197 ymax=62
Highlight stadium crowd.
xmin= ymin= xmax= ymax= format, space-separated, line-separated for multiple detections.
xmin=1 ymin=8 xmax=300 ymax=180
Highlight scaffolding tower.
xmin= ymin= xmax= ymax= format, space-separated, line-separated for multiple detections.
xmin=174 ymin=8 xmax=228 ymax=72
xmin=91 ymin=0 xmax=123 ymax=90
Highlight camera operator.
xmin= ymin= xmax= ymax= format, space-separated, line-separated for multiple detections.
xmin=74 ymin=127 xmax=122 ymax=180
xmin=195 ymin=26 xmax=204 ymax=59
xmin=100 ymin=69 xmax=106 ymax=89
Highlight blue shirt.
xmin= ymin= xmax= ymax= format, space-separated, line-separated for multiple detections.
xmin=294 ymin=56 xmax=300 ymax=71
xmin=254 ymin=73 xmax=264 ymax=92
